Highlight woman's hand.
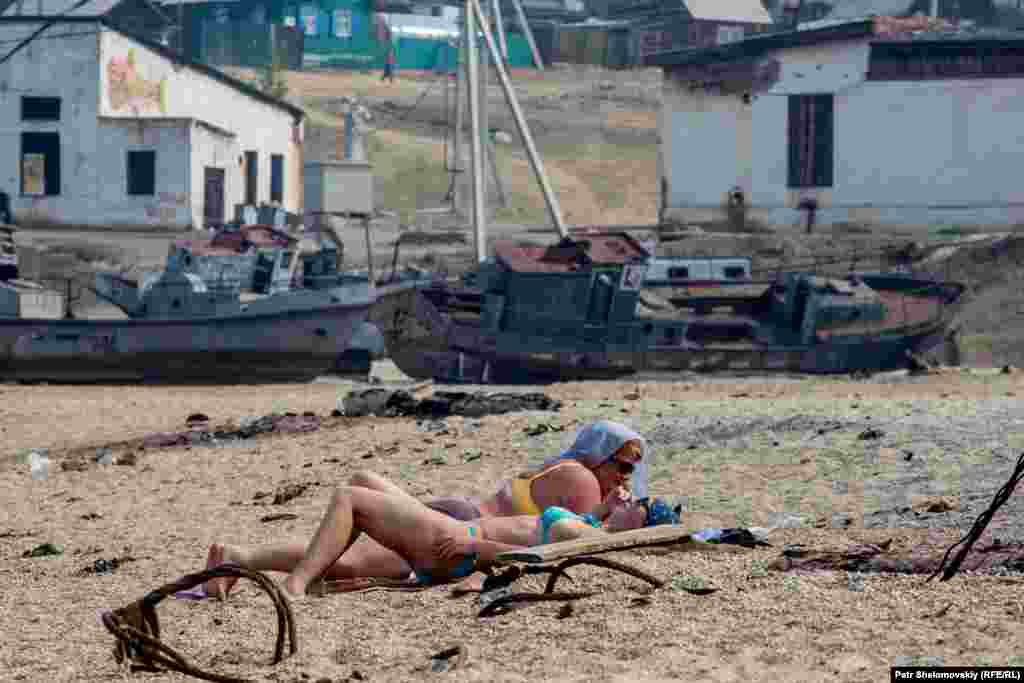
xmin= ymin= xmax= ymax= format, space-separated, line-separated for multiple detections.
xmin=603 ymin=487 xmax=631 ymax=513
xmin=435 ymin=532 xmax=475 ymax=560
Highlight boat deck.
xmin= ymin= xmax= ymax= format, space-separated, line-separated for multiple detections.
xmin=815 ymin=290 xmax=946 ymax=339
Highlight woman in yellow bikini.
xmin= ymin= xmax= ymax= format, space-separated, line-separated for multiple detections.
xmin=202 ymin=421 xmax=655 ymax=594
xmin=354 ymin=419 xmax=650 ymax=523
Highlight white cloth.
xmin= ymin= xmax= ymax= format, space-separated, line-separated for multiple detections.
xmin=543 ymin=420 xmax=651 ymax=499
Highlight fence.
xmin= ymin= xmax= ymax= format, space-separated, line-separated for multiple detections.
xmin=200 ymin=22 xmax=305 ymax=71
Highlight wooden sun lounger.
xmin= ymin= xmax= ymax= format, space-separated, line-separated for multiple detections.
xmin=480 ymin=526 xmax=724 ymax=617
xmin=494 ymin=525 xmax=696 ymax=565
xmin=311 ymin=527 xmax=740 ymax=613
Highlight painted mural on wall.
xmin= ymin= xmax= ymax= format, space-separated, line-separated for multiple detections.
xmin=107 ymin=49 xmax=168 ymax=115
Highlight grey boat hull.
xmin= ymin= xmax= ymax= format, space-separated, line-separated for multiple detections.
xmin=386 ymin=285 xmax=962 ymax=385
xmin=0 ymin=303 xmax=369 ymax=384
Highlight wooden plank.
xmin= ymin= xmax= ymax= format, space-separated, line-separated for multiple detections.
xmin=495 ymin=525 xmax=694 ymax=565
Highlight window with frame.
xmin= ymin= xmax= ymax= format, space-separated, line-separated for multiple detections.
xmin=270 ymin=154 xmax=284 ymax=203
xmin=245 ymin=150 xmax=259 ymax=205
xmin=787 ymin=94 xmax=834 ymax=188
xmin=21 ymin=96 xmax=61 ymax=121
xmin=333 ymin=8 xmax=352 ymax=38
xmin=21 ymin=132 xmax=60 ymax=196
xmin=126 ymin=150 xmax=156 ymax=196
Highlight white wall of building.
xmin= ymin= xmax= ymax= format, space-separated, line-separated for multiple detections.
xmin=661 ymin=36 xmax=1024 ymax=228
xmin=0 ymin=21 xmax=303 ymax=231
xmin=660 ymin=78 xmax=752 ymax=223
xmin=0 ymin=24 xmax=102 ymax=225
xmin=189 ymin=122 xmax=239 ymax=226
xmin=99 ymin=29 xmax=304 ymax=212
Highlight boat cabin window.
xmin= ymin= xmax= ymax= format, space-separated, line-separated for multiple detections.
xmin=724 ymin=266 xmax=747 ymax=279
xmin=668 ymin=267 xmax=689 ymax=279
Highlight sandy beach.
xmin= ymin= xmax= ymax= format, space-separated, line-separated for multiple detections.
xmin=3 ymin=366 xmax=1024 ymax=682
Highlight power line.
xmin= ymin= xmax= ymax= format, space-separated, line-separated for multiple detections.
xmin=0 ymin=0 xmax=101 ymax=68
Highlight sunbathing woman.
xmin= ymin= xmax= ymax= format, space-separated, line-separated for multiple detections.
xmin=353 ymin=419 xmax=652 ymax=523
xmin=205 ymin=485 xmax=679 ymax=599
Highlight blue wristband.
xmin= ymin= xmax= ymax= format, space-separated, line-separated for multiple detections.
xmin=581 ymin=513 xmax=600 ymax=528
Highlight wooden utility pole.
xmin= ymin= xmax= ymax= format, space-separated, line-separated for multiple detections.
xmin=492 ymin=0 xmax=509 ymax=63
xmin=465 ymin=0 xmax=486 ymax=262
xmin=509 ymin=0 xmax=543 ymax=70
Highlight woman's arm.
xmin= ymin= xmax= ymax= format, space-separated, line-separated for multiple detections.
xmin=435 ymin=534 xmax=526 ymax=566
xmin=533 ymin=463 xmax=603 ymax=516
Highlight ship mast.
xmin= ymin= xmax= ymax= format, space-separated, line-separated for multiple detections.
xmin=462 ymin=0 xmax=568 ymax=263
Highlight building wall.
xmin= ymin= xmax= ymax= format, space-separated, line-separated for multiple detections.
xmin=100 ymin=28 xmax=304 ymax=215
xmin=660 ymin=74 xmax=753 ymax=224
xmin=189 ymin=122 xmax=238 ymax=227
xmin=94 ymin=118 xmax=193 ymax=227
xmin=0 ymin=21 xmax=303 ymax=230
xmin=0 ymin=23 xmax=103 ymax=226
xmin=661 ymin=38 xmax=1024 ymax=228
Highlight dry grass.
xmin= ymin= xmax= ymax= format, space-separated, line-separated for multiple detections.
xmin=3 ymin=371 xmax=1024 ymax=682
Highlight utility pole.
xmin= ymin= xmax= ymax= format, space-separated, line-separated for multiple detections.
xmin=465 ymin=0 xmax=487 ymax=262
xmin=509 ymin=0 xmax=543 ymax=70
xmin=492 ymin=0 xmax=509 ymax=63
xmin=479 ymin=0 xmax=490 ymax=214
xmin=451 ymin=27 xmax=465 ymax=213
xmin=469 ymin=0 xmax=565 ymax=237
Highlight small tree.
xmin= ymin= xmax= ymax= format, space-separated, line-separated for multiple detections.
xmin=260 ymin=44 xmax=289 ymax=100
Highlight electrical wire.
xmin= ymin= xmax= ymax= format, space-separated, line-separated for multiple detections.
xmin=0 ymin=0 xmax=101 ymax=67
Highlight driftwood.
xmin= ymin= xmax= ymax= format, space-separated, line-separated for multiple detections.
xmin=101 ymin=566 xmax=297 ymax=683
xmin=929 ymin=452 xmax=1024 ymax=582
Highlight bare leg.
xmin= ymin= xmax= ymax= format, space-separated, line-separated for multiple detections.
xmin=348 ymin=470 xmax=418 ymax=502
xmin=218 ymin=537 xmax=411 ymax=585
xmin=282 ymin=486 xmax=469 ymax=597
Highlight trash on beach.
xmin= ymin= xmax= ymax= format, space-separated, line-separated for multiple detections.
xmin=28 ymin=451 xmax=51 ymax=480
xmin=23 ymin=543 xmax=63 ymax=558
xmin=341 ymin=388 xmax=561 ymax=418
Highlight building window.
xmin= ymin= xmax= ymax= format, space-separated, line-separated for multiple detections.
xmin=333 ymin=8 xmax=352 ymax=38
xmin=21 ymin=132 xmax=60 ymax=196
xmin=787 ymin=94 xmax=833 ymax=188
xmin=270 ymin=154 xmax=284 ymax=204
xmin=126 ymin=150 xmax=156 ymax=196
xmin=716 ymin=25 xmax=744 ymax=45
xmin=245 ymin=150 xmax=259 ymax=205
xmin=21 ymin=96 xmax=61 ymax=121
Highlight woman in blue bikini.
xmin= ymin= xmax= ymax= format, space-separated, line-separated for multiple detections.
xmin=205 ymin=486 xmax=679 ymax=600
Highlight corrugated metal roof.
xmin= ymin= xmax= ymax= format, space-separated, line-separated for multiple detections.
xmin=380 ymin=12 xmax=459 ymax=40
xmin=682 ymin=0 xmax=773 ymax=24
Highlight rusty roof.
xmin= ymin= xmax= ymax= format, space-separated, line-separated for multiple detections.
xmin=494 ymin=233 xmax=649 ymax=273
xmin=211 ymin=226 xmax=297 ymax=250
xmin=173 ymin=239 xmax=242 ymax=257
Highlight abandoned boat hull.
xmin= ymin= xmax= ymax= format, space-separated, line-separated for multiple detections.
xmin=0 ymin=303 xmax=369 ymax=383
xmin=388 ymin=322 xmax=958 ymax=384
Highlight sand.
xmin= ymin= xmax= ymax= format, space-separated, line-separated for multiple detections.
xmin=3 ymin=368 xmax=1023 ymax=682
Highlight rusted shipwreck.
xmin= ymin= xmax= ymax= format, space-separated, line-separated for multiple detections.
xmin=386 ymin=232 xmax=965 ymax=383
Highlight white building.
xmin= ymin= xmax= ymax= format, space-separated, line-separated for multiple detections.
xmin=0 ymin=11 xmax=305 ymax=231
xmin=649 ymin=17 xmax=1024 ymax=229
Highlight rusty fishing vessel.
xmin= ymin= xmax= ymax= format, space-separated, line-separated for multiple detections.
xmin=385 ymin=231 xmax=965 ymax=384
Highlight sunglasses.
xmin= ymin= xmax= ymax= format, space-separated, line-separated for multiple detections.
xmin=609 ymin=454 xmax=636 ymax=475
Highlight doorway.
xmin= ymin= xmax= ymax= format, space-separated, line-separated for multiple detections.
xmin=203 ymin=167 xmax=225 ymax=228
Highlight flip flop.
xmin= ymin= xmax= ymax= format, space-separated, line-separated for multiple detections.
xmin=173 ymin=560 xmax=243 ymax=601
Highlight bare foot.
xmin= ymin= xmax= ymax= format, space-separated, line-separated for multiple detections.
xmin=203 ymin=544 xmax=240 ymax=600
xmin=281 ymin=575 xmax=308 ymax=601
